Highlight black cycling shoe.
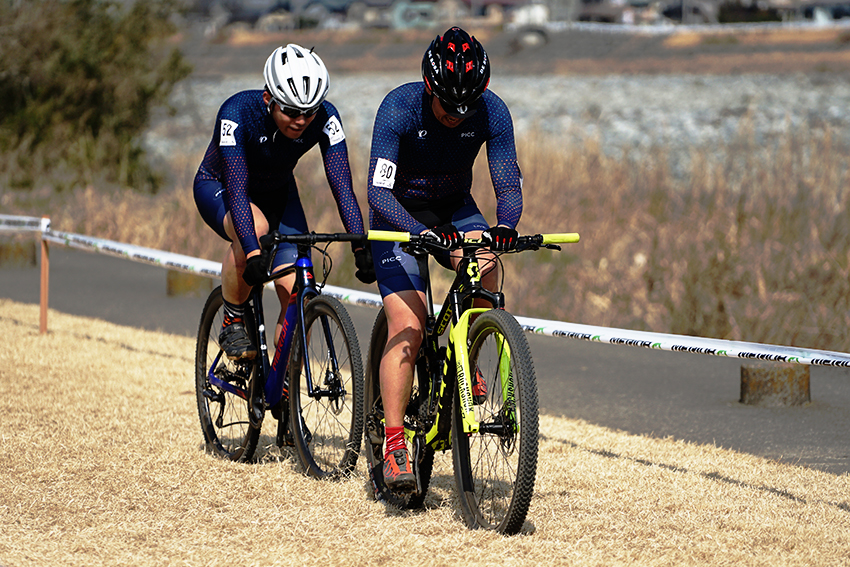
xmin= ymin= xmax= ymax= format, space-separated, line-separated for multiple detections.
xmin=219 ymin=322 xmax=257 ymax=360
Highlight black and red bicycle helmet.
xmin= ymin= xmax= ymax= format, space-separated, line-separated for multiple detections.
xmin=422 ymin=27 xmax=490 ymax=118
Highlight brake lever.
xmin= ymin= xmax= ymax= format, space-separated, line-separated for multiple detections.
xmin=259 ymin=231 xmax=281 ymax=278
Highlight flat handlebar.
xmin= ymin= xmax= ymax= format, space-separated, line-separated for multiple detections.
xmin=367 ymin=230 xmax=580 ymax=248
xmin=259 ymin=231 xmax=368 ymax=249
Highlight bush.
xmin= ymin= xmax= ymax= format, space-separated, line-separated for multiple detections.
xmin=0 ymin=0 xmax=192 ymax=193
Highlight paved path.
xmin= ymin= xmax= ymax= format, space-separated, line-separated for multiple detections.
xmin=2 ymin=246 xmax=848 ymax=475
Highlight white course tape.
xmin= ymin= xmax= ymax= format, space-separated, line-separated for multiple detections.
xmin=41 ymin=229 xmax=222 ymax=278
xmin=515 ymin=316 xmax=850 ymax=368
xmin=321 ymin=284 xmax=384 ymax=309
xmin=0 ymin=214 xmax=46 ymax=232
xmin=5 ymin=215 xmax=850 ymax=367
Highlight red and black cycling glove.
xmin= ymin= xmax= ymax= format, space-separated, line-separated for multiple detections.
xmin=426 ymin=224 xmax=462 ymax=249
xmin=482 ymin=226 xmax=518 ymax=252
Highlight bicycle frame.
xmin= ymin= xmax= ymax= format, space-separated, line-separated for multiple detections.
xmin=414 ymin=239 xmax=506 ymax=446
xmin=206 ymin=241 xmax=342 ymax=411
xmin=369 ymin=230 xmax=578 ymax=451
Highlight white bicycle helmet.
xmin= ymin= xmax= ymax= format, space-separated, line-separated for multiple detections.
xmin=263 ymin=44 xmax=330 ymax=112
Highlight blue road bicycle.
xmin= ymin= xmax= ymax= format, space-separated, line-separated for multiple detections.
xmin=194 ymin=232 xmax=365 ymax=479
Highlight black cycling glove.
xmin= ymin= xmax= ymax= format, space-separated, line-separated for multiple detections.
xmin=354 ymin=246 xmax=376 ymax=284
xmin=482 ymin=226 xmax=518 ymax=252
xmin=426 ymin=223 xmax=462 ymax=249
xmin=242 ymin=255 xmax=267 ymax=287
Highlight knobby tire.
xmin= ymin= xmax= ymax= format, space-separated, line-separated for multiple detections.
xmin=288 ymin=295 xmax=364 ymax=479
xmin=451 ymin=308 xmax=539 ymax=535
xmin=194 ymin=286 xmax=261 ymax=462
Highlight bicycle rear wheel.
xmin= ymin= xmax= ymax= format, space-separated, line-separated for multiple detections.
xmin=364 ymin=308 xmax=434 ymax=509
xmin=452 ymin=308 xmax=539 ymax=535
xmin=287 ymin=295 xmax=364 ymax=479
xmin=194 ymin=286 xmax=261 ymax=461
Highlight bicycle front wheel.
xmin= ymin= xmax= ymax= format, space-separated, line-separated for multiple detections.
xmin=194 ymin=286 xmax=261 ymax=462
xmin=451 ymin=308 xmax=539 ymax=535
xmin=288 ymin=295 xmax=364 ymax=479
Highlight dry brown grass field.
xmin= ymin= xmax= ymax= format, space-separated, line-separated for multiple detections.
xmin=2 ymin=299 xmax=849 ymax=566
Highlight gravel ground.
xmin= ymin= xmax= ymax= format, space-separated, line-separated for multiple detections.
xmin=146 ymin=70 xmax=850 ymax=177
xmin=146 ymin=25 xmax=850 ymax=176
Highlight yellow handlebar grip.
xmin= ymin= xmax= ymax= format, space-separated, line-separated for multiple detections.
xmin=368 ymin=230 xmax=411 ymax=242
xmin=541 ymin=233 xmax=580 ymax=244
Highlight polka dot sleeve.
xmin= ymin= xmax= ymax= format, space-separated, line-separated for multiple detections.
xmin=319 ymin=102 xmax=366 ymax=236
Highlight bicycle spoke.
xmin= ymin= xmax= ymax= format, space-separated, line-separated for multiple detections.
xmin=289 ymin=296 xmax=363 ymax=479
xmin=454 ymin=309 xmax=538 ymax=535
xmin=194 ymin=287 xmax=260 ymax=462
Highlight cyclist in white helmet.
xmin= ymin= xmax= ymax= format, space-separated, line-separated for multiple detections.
xmin=194 ymin=44 xmax=375 ymax=360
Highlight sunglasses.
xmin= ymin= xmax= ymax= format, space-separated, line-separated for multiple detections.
xmin=278 ymin=101 xmax=320 ymax=118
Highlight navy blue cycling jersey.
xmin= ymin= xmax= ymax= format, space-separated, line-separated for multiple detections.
xmin=195 ymin=89 xmax=364 ymax=254
xmin=367 ymin=82 xmax=523 ymax=234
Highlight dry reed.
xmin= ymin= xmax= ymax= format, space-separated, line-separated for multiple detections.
xmin=3 ymin=122 xmax=849 ymax=352
xmin=1 ymin=299 xmax=849 ymax=566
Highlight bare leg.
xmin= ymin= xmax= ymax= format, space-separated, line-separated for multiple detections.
xmin=380 ymin=290 xmax=428 ymax=429
xmin=273 ymin=272 xmax=296 ymax=345
xmin=221 ymin=203 xmax=269 ymax=305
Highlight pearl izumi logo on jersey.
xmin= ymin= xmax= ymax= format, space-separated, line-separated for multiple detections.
xmin=220 ymin=119 xmax=238 ymax=146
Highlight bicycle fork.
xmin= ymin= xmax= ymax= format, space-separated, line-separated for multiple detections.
xmin=445 ymin=308 xmax=489 ymax=435
xmin=443 ymin=309 xmax=517 ymax=438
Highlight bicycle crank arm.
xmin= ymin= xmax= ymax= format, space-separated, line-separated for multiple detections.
xmin=412 ymin=435 xmax=426 ymax=496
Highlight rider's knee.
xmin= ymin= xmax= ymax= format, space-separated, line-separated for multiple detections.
xmin=386 ymin=318 xmax=424 ymax=357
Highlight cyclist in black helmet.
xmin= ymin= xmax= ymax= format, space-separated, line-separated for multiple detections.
xmin=367 ymin=27 xmax=524 ymax=493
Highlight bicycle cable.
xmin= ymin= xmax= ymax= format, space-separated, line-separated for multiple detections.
xmin=315 ymin=241 xmax=334 ymax=289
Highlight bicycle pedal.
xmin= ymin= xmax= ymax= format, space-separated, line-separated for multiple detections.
xmin=274 ymin=414 xmax=311 ymax=447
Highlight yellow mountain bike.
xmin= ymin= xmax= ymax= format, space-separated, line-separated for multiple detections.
xmin=363 ymin=230 xmax=579 ymax=534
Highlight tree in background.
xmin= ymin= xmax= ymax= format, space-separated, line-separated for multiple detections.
xmin=0 ymin=0 xmax=192 ymax=193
